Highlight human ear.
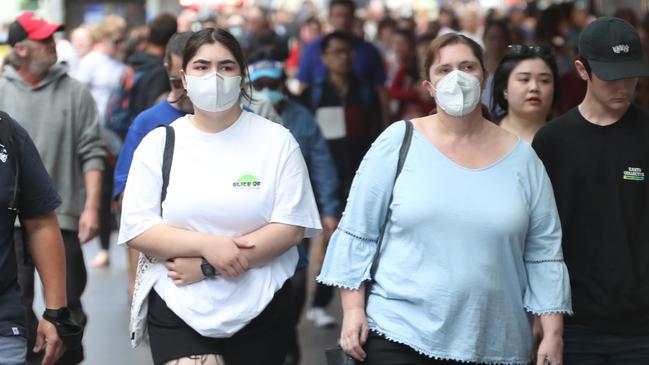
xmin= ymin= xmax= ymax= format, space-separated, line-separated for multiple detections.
xmin=180 ymin=69 xmax=187 ymax=89
xmin=14 ymin=43 xmax=29 ymax=58
xmin=422 ymin=80 xmax=434 ymax=97
xmin=575 ymin=60 xmax=590 ymax=81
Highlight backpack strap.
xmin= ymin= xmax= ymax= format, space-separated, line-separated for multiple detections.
xmin=0 ymin=111 xmax=20 ymax=213
xmin=158 ymin=125 xmax=175 ymax=215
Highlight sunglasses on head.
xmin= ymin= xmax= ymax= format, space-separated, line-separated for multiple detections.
xmin=507 ymin=44 xmax=554 ymax=57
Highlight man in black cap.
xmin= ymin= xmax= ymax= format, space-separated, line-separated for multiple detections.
xmin=0 ymin=12 xmax=105 ymax=365
xmin=533 ymin=17 xmax=649 ymax=364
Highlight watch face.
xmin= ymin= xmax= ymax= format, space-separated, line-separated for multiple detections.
xmin=201 ymin=262 xmax=215 ymax=277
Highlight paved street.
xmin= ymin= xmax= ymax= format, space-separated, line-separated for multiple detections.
xmin=35 ymin=235 xmax=341 ymax=365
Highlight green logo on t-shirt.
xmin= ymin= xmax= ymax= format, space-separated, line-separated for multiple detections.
xmin=623 ymin=167 xmax=645 ymax=181
xmin=233 ymin=174 xmax=262 ymax=188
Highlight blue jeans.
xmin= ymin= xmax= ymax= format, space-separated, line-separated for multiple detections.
xmin=564 ymin=324 xmax=649 ymax=365
xmin=0 ymin=335 xmax=27 ymax=365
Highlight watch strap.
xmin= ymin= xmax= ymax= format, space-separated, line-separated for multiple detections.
xmin=201 ymin=257 xmax=217 ymax=277
xmin=41 ymin=307 xmax=84 ymax=350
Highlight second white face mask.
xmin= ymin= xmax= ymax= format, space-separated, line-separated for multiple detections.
xmin=185 ymin=72 xmax=242 ymax=113
xmin=432 ymin=70 xmax=481 ymax=117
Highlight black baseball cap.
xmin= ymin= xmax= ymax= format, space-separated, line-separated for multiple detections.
xmin=578 ymin=16 xmax=649 ymax=81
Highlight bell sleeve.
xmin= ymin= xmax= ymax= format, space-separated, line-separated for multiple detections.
xmin=523 ymin=154 xmax=573 ymax=316
xmin=316 ymin=121 xmax=407 ymax=289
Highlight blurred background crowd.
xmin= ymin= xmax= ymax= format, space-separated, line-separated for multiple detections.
xmin=2 ymin=0 xmax=649 ymax=364
xmin=2 ymin=0 xmax=649 ymax=121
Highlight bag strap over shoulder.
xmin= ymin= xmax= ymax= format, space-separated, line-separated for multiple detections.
xmin=158 ymin=125 xmax=175 ymax=214
xmin=368 ymin=120 xmax=414 ymax=288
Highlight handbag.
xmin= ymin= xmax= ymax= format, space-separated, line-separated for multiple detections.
xmin=324 ymin=120 xmax=414 ymax=365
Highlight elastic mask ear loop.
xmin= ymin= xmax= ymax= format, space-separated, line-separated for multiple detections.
xmin=169 ymin=90 xmax=187 ymax=104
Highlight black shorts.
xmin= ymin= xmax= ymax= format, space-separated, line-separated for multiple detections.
xmin=147 ymin=280 xmax=293 ymax=365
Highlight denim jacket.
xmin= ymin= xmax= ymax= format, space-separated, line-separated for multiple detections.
xmin=281 ymin=99 xmax=340 ymax=218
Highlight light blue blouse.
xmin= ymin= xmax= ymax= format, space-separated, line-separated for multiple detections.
xmin=317 ymin=121 xmax=572 ymax=364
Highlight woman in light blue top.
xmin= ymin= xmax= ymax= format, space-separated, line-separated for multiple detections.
xmin=317 ymin=33 xmax=572 ymax=365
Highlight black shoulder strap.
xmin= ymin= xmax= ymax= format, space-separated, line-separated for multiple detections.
xmin=368 ymin=120 xmax=414 ymax=284
xmin=0 ymin=111 xmax=20 ymax=213
xmin=158 ymin=125 xmax=175 ymax=215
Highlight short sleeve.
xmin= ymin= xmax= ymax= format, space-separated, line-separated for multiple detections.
xmin=316 ymin=122 xmax=407 ymax=289
xmin=16 ymin=123 xmax=61 ymax=220
xmin=269 ymin=141 xmax=323 ymax=238
xmin=523 ymin=154 xmax=572 ymax=315
xmin=116 ymin=127 xmax=166 ymax=246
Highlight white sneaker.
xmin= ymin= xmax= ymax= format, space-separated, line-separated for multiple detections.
xmin=306 ymin=307 xmax=337 ymax=328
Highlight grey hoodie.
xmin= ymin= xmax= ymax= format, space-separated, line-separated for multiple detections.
xmin=0 ymin=64 xmax=105 ymax=231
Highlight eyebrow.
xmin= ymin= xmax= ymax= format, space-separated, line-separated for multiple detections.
xmin=435 ymin=60 xmax=478 ymax=68
xmin=191 ymin=59 xmax=237 ymax=66
xmin=218 ymin=60 xmax=236 ymax=66
xmin=514 ymin=71 xmax=553 ymax=77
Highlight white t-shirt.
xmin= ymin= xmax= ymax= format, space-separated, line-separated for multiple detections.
xmin=73 ymin=50 xmax=125 ymax=116
xmin=117 ymin=111 xmax=322 ymax=337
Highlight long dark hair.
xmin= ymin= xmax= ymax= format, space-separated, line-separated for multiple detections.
xmin=182 ymin=28 xmax=252 ymax=102
xmin=490 ymin=45 xmax=560 ymax=121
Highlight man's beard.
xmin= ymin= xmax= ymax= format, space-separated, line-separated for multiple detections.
xmin=26 ymin=53 xmax=57 ymax=76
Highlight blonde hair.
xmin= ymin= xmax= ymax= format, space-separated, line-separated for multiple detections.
xmin=94 ymin=15 xmax=127 ymax=41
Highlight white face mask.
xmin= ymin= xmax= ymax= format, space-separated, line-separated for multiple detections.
xmin=185 ymin=72 xmax=242 ymax=113
xmin=432 ymin=70 xmax=481 ymax=117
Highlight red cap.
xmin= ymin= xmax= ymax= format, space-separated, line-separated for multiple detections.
xmin=8 ymin=12 xmax=64 ymax=46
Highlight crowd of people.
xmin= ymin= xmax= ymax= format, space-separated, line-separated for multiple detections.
xmin=1 ymin=0 xmax=649 ymax=364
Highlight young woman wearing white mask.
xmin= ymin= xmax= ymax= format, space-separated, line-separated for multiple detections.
xmin=117 ymin=29 xmax=322 ymax=365
xmin=317 ymin=33 xmax=572 ymax=365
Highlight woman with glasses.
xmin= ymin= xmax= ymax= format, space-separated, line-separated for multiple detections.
xmin=317 ymin=33 xmax=572 ymax=365
xmin=491 ymin=45 xmax=560 ymax=143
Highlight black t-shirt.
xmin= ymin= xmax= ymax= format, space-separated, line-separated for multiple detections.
xmin=0 ymin=117 xmax=60 ymax=334
xmin=532 ymin=104 xmax=649 ymax=335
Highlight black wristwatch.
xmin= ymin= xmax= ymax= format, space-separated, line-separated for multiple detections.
xmin=42 ymin=307 xmax=83 ymax=350
xmin=43 ymin=307 xmax=71 ymax=322
xmin=201 ymin=258 xmax=217 ymax=278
